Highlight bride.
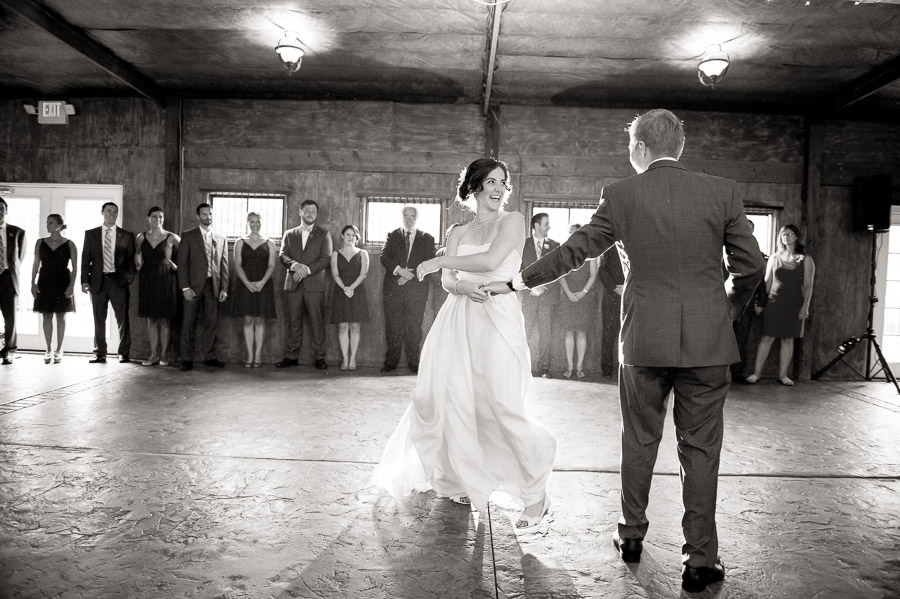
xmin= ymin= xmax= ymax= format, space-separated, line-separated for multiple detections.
xmin=372 ymin=158 xmax=557 ymax=527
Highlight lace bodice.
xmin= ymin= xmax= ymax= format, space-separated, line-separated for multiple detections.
xmin=455 ymin=243 xmax=522 ymax=284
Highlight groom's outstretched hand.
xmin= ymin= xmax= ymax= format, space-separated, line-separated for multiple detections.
xmin=480 ymin=281 xmax=513 ymax=295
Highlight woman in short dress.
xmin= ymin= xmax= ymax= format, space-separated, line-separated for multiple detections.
xmin=135 ymin=206 xmax=181 ymax=366
xmin=746 ymin=224 xmax=815 ymax=386
xmin=559 ymin=224 xmax=598 ymax=378
xmin=330 ymin=225 xmax=369 ymax=371
xmin=31 ymin=214 xmax=77 ymax=363
xmin=231 ymin=211 xmax=277 ymax=367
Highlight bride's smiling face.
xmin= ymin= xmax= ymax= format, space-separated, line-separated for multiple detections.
xmin=475 ymin=166 xmax=509 ymax=210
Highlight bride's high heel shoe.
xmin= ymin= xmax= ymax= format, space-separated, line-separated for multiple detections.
xmin=516 ymin=495 xmax=551 ymax=528
xmin=43 ymin=350 xmax=52 ymax=364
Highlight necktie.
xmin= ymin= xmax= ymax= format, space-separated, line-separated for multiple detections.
xmin=403 ymin=231 xmax=411 ymax=267
xmin=536 ymin=239 xmax=543 ymax=258
xmin=204 ymin=232 xmax=213 ymax=277
xmin=103 ymin=228 xmax=114 ymax=272
xmin=0 ymin=231 xmax=7 ymax=275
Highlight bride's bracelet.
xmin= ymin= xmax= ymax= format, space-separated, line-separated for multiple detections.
xmin=454 ymin=280 xmax=462 ymax=295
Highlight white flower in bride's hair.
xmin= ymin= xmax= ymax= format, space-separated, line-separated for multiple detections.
xmin=456 ymin=166 xmax=468 ymax=195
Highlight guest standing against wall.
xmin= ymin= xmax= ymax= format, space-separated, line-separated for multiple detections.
xmin=380 ymin=206 xmax=435 ymax=374
xmin=746 ymin=224 xmax=815 ymax=386
xmin=31 ymin=214 xmax=76 ymax=363
xmin=178 ymin=203 xmax=228 ymax=371
xmin=598 ymin=243 xmax=625 ymax=378
xmin=136 ymin=206 xmax=180 ymax=367
xmin=81 ymin=202 xmax=135 ymax=364
xmin=329 ymin=225 xmax=369 ymax=371
xmin=521 ymin=213 xmax=559 ymax=377
xmin=559 ymin=224 xmax=598 ymax=379
xmin=231 ymin=212 xmax=277 ymax=368
xmin=277 ymin=200 xmax=333 ymax=370
xmin=0 ymin=197 xmax=27 ymax=366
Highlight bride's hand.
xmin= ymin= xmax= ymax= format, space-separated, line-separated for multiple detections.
xmin=459 ymin=280 xmax=489 ymax=303
xmin=416 ymin=258 xmax=441 ymax=281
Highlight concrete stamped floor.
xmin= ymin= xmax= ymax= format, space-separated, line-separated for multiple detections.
xmin=1 ymin=355 xmax=898 ymax=599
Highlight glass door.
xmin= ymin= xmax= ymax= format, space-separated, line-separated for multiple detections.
xmin=0 ymin=183 xmax=124 ymax=354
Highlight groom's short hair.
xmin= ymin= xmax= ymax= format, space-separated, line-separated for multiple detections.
xmin=628 ymin=109 xmax=685 ymax=160
xmin=531 ymin=212 xmax=548 ymax=231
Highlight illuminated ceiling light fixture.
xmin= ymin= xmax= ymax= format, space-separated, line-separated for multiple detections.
xmin=698 ymin=44 xmax=730 ymax=87
xmin=275 ymin=31 xmax=304 ymax=73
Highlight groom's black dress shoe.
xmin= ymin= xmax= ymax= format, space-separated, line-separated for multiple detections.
xmin=612 ymin=532 xmax=642 ymax=563
xmin=682 ymin=559 xmax=725 ymax=593
xmin=276 ymin=358 xmax=299 ymax=368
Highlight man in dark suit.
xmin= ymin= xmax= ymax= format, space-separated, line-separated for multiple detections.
xmin=277 ymin=200 xmax=333 ymax=369
xmin=520 ymin=212 xmax=560 ymax=377
xmin=506 ymin=109 xmax=764 ymax=593
xmin=729 ymin=220 xmax=768 ymax=383
xmin=380 ymin=206 xmax=435 ymax=374
xmin=598 ymin=244 xmax=625 ymax=377
xmin=177 ymin=203 xmax=229 ymax=371
xmin=81 ymin=202 xmax=135 ymax=363
xmin=0 ymin=197 xmax=26 ymax=365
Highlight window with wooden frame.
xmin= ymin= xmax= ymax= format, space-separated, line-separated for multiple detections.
xmin=362 ymin=195 xmax=445 ymax=246
xmin=526 ymin=199 xmax=599 ymax=244
xmin=744 ymin=207 xmax=777 ymax=256
xmin=207 ymin=191 xmax=286 ymax=240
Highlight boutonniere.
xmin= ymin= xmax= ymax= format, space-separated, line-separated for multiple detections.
xmin=541 ymin=239 xmax=551 ymax=250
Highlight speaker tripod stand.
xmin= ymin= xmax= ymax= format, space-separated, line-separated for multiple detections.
xmin=811 ymin=229 xmax=900 ymax=394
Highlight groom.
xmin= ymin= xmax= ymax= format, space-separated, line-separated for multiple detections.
xmin=503 ymin=109 xmax=764 ymax=593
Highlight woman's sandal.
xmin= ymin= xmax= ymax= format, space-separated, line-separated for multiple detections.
xmin=563 ymin=370 xmax=572 ymax=378
xmin=516 ymin=495 xmax=551 ymax=528
xmin=448 ymin=494 xmax=471 ymax=506
xmin=744 ymin=374 xmax=759 ymax=384
xmin=778 ymin=376 xmax=794 ymax=386
xmin=576 ymin=370 xmax=586 ymax=378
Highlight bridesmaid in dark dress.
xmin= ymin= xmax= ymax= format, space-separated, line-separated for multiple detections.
xmin=559 ymin=224 xmax=598 ymax=378
xmin=231 ymin=212 xmax=277 ymax=367
xmin=135 ymin=206 xmax=181 ymax=366
xmin=747 ymin=224 xmax=816 ymax=386
xmin=330 ymin=225 xmax=369 ymax=371
xmin=30 ymin=214 xmax=77 ymax=364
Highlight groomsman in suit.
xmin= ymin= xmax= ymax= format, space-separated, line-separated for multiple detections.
xmin=506 ymin=109 xmax=764 ymax=593
xmin=0 ymin=197 xmax=26 ymax=365
xmin=598 ymin=244 xmax=625 ymax=377
xmin=520 ymin=213 xmax=560 ymax=377
xmin=277 ymin=200 xmax=333 ymax=369
xmin=380 ymin=206 xmax=435 ymax=374
xmin=178 ymin=203 xmax=229 ymax=371
xmin=81 ymin=202 xmax=135 ymax=363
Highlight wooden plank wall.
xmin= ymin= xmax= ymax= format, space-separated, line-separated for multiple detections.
xmin=1 ymin=97 xmax=898 ymax=380
xmin=181 ymin=100 xmax=484 ymax=365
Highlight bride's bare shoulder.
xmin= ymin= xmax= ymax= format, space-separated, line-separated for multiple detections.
xmin=501 ymin=211 xmax=525 ymax=226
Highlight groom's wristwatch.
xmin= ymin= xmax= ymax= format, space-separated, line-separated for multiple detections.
xmin=506 ymin=280 xmax=516 ymax=292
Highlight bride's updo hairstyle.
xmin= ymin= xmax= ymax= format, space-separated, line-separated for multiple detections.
xmin=455 ymin=157 xmax=512 ymax=212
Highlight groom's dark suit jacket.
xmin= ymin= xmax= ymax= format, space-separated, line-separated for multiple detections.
xmin=380 ymin=228 xmax=435 ymax=303
xmin=522 ymin=160 xmax=764 ymax=368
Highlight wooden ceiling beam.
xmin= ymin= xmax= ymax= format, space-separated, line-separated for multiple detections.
xmin=0 ymin=0 xmax=165 ymax=106
xmin=808 ymin=52 xmax=900 ymax=119
xmin=482 ymin=3 xmax=504 ymax=117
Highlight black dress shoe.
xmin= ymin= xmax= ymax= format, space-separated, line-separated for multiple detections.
xmin=682 ymin=559 xmax=725 ymax=593
xmin=380 ymin=366 xmax=396 ymax=374
xmin=203 ymin=359 xmax=225 ymax=367
xmin=89 ymin=356 xmax=107 ymax=364
xmin=409 ymin=366 xmax=418 ymax=374
xmin=612 ymin=532 xmax=643 ymax=563
xmin=276 ymin=358 xmax=299 ymax=368
xmin=180 ymin=361 xmax=193 ymax=371
xmin=1 ymin=357 xmax=11 ymax=365
xmin=314 ymin=359 xmax=328 ymax=370
xmin=119 ymin=355 xmax=131 ymax=364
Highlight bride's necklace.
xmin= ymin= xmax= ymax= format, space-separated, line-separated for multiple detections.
xmin=472 ymin=211 xmax=500 ymax=229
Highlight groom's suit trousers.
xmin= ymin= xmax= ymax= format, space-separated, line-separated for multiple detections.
xmin=617 ymin=363 xmax=730 ymax=569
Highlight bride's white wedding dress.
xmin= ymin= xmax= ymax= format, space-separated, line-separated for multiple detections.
xmin=373 ymin=243 xmax=557 ymax=512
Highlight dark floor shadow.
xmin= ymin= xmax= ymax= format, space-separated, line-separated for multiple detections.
xmin=521 ymin=553 xmax=582 ymax=599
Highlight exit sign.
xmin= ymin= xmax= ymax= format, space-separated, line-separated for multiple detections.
xmin=38 ymin=101 xmax=68 ymax=125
